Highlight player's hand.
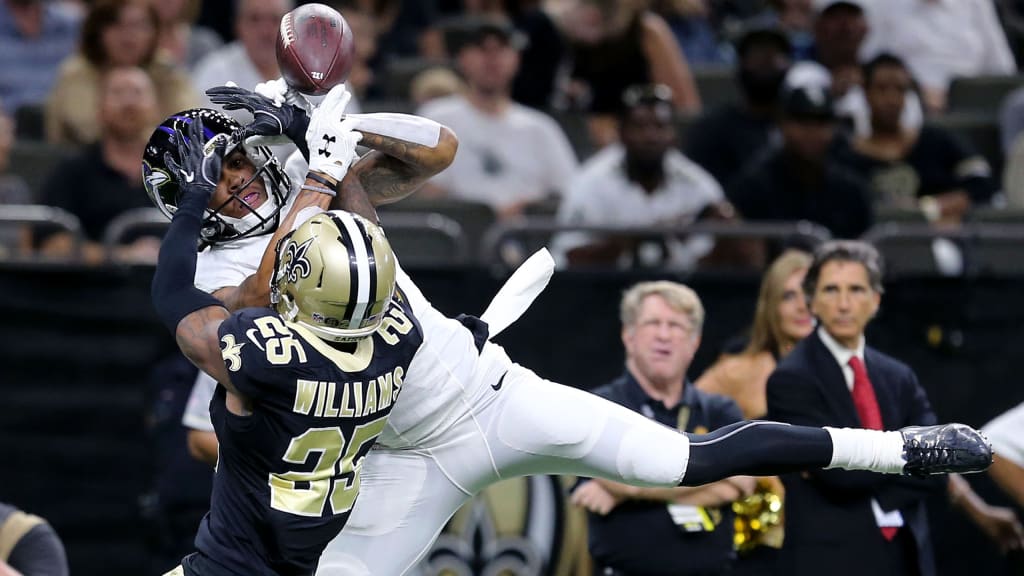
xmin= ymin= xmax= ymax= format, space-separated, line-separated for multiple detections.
xmin=206 ymin=83 xmax=310 ymax=150
xmin=306 ymin=83 xmax=361 ymax=184
xmin=570 ymin=480 xmax=620 ymax=516
xmin=254 ymin=77 xmax=313 ymax=114
xmin=164 ymin=117 xmax=225 ymax=203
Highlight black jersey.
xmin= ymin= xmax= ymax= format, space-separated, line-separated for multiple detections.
xmin=193 ymin=293 xmax=422 ymax=576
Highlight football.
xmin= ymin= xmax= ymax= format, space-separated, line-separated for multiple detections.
xmin=276 ymin=3 xmax=355 ymax=96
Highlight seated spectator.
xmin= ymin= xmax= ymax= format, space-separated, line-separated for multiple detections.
xmin=795 ymin=0 xmax=924 ymax=138
xmin=417 ymin=17 xmax=578 ymax=220
xmin=192 ymin=0 xmax=291 ymax=103
xmin=552 ymin=84 xmax=729 ymax=270
xmin=861 ymin=0 xmax=1016 ymax=113
xmin=571 ymin=280 xmax=754 ymax=576
xmin=837 ymin=54 xmax=996 ymax=224
xmin=559 ymin=0 xmax=701 ymax=147
xmin=153 ymin=0 xmax=223 ymax=70
xmin=686 ymin=25 xmax=791 ymax=189
xmin=37 ymin=66 xmax=162 ymax=264
xmin=729 ymin=84 xmax=873 ymax=239
xmin=0 ymin=107 xmax=33 ymax=259
xmin=649 ymin=0 xmax=732 ymax=67
xmin=46 ymin=0 xmax=198 ymax=146
xmin=0 ymin=0 xmax=81 ymax=118
xmin=0 ymin=502 xmax=68 ymax=576
xmin=763 ymin=0 xmax=817 ymax=60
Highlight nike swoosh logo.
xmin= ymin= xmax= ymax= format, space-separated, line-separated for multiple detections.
xmin=491 ymin=371 xmax=508 ymax=392
xmin=245 ymin=328 xmax=266 ymax=351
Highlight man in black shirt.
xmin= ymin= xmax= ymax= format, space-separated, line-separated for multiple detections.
xmin=37 ymin=66 xmax=162 ymax=263
xmin=685 ymin=26 xmax=791 ymax=189
xmin=729 ymin=84 xmax=874 ymax=239
xmin=571 ymin=281 xmax=754 ymax=576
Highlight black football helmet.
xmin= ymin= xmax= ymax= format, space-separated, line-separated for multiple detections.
xmin=142 ymin=108 xmax=292 ymax=247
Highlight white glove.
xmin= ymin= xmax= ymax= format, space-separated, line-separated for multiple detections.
xmin=306 ymin=84 xmax=361 ymax=183
xmin=254 ymin=77 xmax=313 ymax=114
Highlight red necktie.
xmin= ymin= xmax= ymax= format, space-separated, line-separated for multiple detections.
xmin=848 ymin=356 xmax=898 ymax=541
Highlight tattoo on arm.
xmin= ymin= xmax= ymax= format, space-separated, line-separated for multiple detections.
xmin=353 ymin=126 xmax=457 ymax=205
xmin=334 ymin=170 xmax=379 ymax=223
xmin=175 ymin=306 xmax=238 ymax=395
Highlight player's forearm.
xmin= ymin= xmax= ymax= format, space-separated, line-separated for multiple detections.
xmin=348 ymin=116 xmax=458 ymax=205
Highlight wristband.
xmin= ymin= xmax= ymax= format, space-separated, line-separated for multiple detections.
xmin=307 ymin=171 xmax=337 ymax=189
xmin=301 ymin=184 xmax=336 ymax=197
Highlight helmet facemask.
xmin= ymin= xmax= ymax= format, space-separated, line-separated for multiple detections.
xmin=143 ymin=109 xmax=293 ymax=248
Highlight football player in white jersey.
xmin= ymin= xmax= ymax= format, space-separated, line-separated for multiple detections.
xmin=148 ymin=83 xmax=994 ymax=576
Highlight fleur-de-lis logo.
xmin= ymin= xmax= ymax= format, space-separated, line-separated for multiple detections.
xmin=220 ymin=334 xmax=245 ymax=372
xmin=282 ymin=237 xmax=315 ymax=284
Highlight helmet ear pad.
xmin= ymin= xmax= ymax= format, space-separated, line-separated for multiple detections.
xmin=143 ymin=108 xmax=292 ymax=246
xmin=272 ymin=211 xmax=398 ymax=343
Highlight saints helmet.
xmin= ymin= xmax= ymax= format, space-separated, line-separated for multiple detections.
xmin=142 ymin=108 xmax=292 ymax=246
xmin=272 ymin=211 xmax=398 ymax=342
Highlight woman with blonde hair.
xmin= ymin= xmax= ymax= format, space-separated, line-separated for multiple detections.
xmin=46 ymin=0 xmax=198 ymax=145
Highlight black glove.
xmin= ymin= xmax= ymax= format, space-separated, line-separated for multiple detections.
xmin=164 ymin=116 xmax=225 ymax=205
xmin=206 ymin=85 xmax=311 ymax=159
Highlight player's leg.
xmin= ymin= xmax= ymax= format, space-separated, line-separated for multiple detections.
xmin=482 ymin=365 xmax=989 ymax=486
xmin=317 ymin=448 xmax=473 ymax=576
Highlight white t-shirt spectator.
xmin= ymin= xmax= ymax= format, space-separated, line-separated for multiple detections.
xmin=861 ymin=0 xmax=1016 ymax=93
xmin=417 ymin=95 xmax=578 ymax=212
xmin=551 ymin=143 xmax=724 ymax=269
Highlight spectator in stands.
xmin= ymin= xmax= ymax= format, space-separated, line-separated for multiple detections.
xmin=552 ymin=83 xmax=730 ymax=270
xmin=560 ymin=0 xmax=701 ymax=147
xmin=192 ymin=0 xmax=291 ymax=104
xmin=410 ymin=66 xmax=464 ymax=108
xmin=0 ymin=108 xmax=33 ymax=259
xmin=861 ymin=0 xmax=1016 ymax=114
xmin=37 ymin=66 xmax=161 ymax=264
xmin=347 ymin=0 xmax=445 ymax=79
xmin=792 ymin=0 xmax=924 ymax=138
xmin=649 ymin=0 xmax=732 ymax=66
xmin=417 ymin=17 xmax=578 ymax=220
xmin=729 ymin=84 xmax=873 ymax=239
xmin=46 ymin=0 xmax=197 ymax=146
xmin=0 ymin=0 xmax=81 ymax=118
xmin=0 ymin=502 xmax=68 ymax=576
xmin=837 ymin=54 xmax=996 ymax=224
xmin=571 ymin=280 xmax=755 ymax=576
xmin=459 ymin=0 xmax=567 ymax=109
xmin=686 ymin=26 xmax=790 ymax=189
xmin=153 ymin=0 xmax=223 ymax=70
xmin=762 ymin=0 xmax=816 ymax=60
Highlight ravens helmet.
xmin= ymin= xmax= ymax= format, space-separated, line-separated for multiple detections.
xmin=272 ymin=211 xmax=397 ymax=342
xmin=142 ymin=108 xmax=292 ymax=246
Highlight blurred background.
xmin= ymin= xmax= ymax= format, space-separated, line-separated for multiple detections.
xmin=3 ymin=0 xmax=1024 ymax=574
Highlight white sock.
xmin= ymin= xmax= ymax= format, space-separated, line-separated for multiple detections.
xmin=824 ymin=427 xmax=906 ymax=474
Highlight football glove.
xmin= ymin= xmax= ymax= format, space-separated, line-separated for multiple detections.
xmin=306 ymin=83 xmax=361 ymax=184
xmin=206 ymin=83 xmax=312 ymax=158
xmin=163 ymin=117 xmax=226 ymax=203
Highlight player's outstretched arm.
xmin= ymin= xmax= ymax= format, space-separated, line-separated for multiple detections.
xmin=346 ymin=113 xmax=458 ymax=206
xmin=151 ymin=118 xmax=237 ymax=394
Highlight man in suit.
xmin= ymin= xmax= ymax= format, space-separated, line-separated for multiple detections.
xmin=766 ymin=240 xmax=944 ymax=576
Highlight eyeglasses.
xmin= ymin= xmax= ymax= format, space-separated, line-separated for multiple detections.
xmin=621 ymin=84 xmax=674 ymax=109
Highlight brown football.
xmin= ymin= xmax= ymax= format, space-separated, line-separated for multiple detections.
xmin=275 ymin=3 xmax=355 ymax=96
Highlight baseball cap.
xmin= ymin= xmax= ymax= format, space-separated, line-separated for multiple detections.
xmin=448 ymin=16 xmax=528 ymax=53
xmin=814 ymin=0 xmax=866 ymax=14
xmin=780 ymin=84 xmax=836 ymax=121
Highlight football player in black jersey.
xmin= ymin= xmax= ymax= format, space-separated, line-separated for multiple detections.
xmin=151 ymin=117 xmax=424 ymax=576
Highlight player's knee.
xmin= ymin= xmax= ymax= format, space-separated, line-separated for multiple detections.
xmin=616 ymin=422 xmax=690 ymax=486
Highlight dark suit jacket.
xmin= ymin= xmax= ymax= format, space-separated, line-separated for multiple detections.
xmin=766 ymin=330 xmax=944 ymax=576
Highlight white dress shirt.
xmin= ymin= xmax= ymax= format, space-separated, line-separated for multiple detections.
xmin=861 ymin=0 xmax=1017 ymax=92
xmin=817 ymin=326 xmax=904 ymax=527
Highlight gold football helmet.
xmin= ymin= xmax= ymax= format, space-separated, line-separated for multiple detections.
xmin=271 ymin=211 xmax=397 ymax=342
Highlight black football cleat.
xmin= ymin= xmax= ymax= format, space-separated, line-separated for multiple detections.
xmin=900 ymin=423 xmax=993 ymax=477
